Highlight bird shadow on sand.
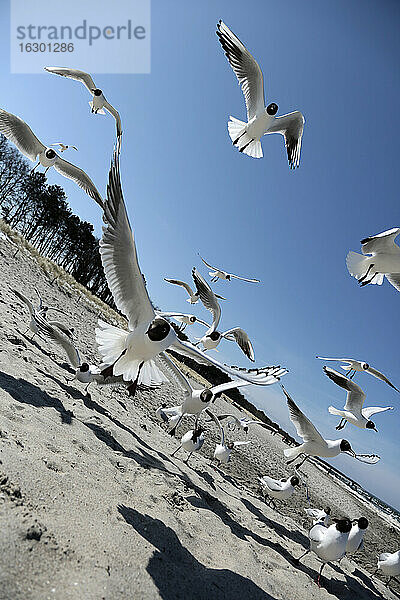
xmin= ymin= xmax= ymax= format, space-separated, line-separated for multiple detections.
xmin=20 ymin=333 xmax=74 ymax=372
xmin=0 ymin=370 xmax=73 ymax=424
xmin=117 ymin=505 xmax=276 ymax=600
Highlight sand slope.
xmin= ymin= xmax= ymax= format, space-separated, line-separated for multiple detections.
xmin=0 ymin=234 xmax=398 ymax=600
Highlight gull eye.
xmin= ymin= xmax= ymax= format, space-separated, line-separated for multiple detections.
xmin=267 ymin=103 xmax=278 ymax=116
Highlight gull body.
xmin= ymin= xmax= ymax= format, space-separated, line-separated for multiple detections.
xmin=376 ymin=550 xmax=400 ymax=584
xmin=346 ymin=228 xmax=400 ymax=291
xmin=171 ymin=426 xmax=205 ymax=464
xmin=0 ymin=109 xmax=103 ymax=207
xmin=324 ymin=367 xmax=393 ymax=431
xmin=316 ymin=356 xmax=400 ymax=392
xmin=259 ymin=474 xmax=299 ymax=507
xmin=216 ymin=21 xmax=305 ymax=166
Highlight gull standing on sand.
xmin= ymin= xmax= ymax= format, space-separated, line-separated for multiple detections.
xmin=216 ymin=20 xmax=305 ymax=166
xmin=199 ymin=255 xmax=260 ymax=283
xmin=258 ymin=474 xmax=299 ymax=509
xmin=374 ymin=550 xmax=400 ymax=587
xmin=346 ymin=227 xmax=400 ymax=291
xmin=304 ymin=507 xmax=332 ymax=527
xmin=294 ymin=519 xmax=352 ymax=587
xmin=206 ymin=409 xmax=250 ymax=465
xmin=160 ymin=356 xmax=287 ymax=436
xmin=323 ymin=367 xmax=393 ymax=431
xmin=164 ymin=277 xmax=226 ymax=304
xmin=281 ymin=386 xmax=380 ymax=468
xmin=346 ymin=517 xmax=368 ymax=556
xmin=192 ymin=267 xmax=255 ymax=360
xmin=316 ymin=356 xmax=400 ymax=392
xmin=44 ymin=67 xmax=122 ymax=146
xmin=0 ymin=109 xmax=104 ymax=207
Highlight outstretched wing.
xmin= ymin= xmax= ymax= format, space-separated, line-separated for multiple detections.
xmin=216 ymin=20 xmax=265 ymax=121
xmin=366 ymin=365 xmax=400 ymax=392
xmin=157 ymin=352 xmax=193 ymax=394
xmin=229 ymin=273 xmax=260 ymax=283
xmin=266 ymin=111 xmax=305 ymax=169
xmin=100 ymin=151 xmax=155 ymax=329
xmin=104 ymin=101 xmax=123 ymax=139
xmin=44 ymin=67 xmax=96 ymax=93
xmin=282 ymin=386 xmax=326 ymax=445
xmin=199 ymin=254 xmax=220 ymax=272
xmin=191 ymin=267 xmax=221 ymax=332
xmin=222 ymin=327 xmax=255 ymax=361
xmin=205 ymin=408 xmax=225 ymax=445
xmin=323 ymin=367 xmax=365 ymax=412
xmin=360 ymin=228 xmax=400 ymax=255
xmin=35 ymin=317 xmax=80 ymax=367
xmin=0 ymin=109 xmax=45 ymax=162
xmin=164 ymin=278 xmax=194 ymax=297
xmin=13 ymin=289 xmax=35 ymax=317
xmin=53 ymin=157 xmax=104 ymax=208
xmin=362 ymin=406 xmax=393 ymax=420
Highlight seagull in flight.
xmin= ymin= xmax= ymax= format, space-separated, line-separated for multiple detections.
xmin=214 ymin=413 xmax=281 ymax=434
xmin=216 ymin=20 xmax=305 ymax=166
xmin=323 ymin=367 xmax=393 ymax=431
xmin=0 ymin=109 xmax=104 ymax=208
xmin=199 ymin=255 xmax=259 ymax=283
xmin=258 ymin=474 xmax=299 ymax=509
xmin=281 ymin=386 xmax=380 ymax=469
xmin=206 ymin=409 xmax=250 ymax=465
xmin=192 ymin=267 xmax=255 ymax=360
xmin=316 ymin=356 xmax=400 ymax=392
xmin=164 ymin=277 xmax=226 ymax=304
xmin=51 ymin=143 xmax=78 ymax=153
xmin=13 ymin=288 xmax=69 ymax=338
xmin=157 ymin=311 xmax=210 ymax=331
xmin=44 ymin=67 xmax=122 ymax=147
xmin=346 ymin=227 xmax=400 ymax=291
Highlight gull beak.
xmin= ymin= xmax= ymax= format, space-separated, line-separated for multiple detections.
xmin=373 ymin=427 xmax=378 ymax=432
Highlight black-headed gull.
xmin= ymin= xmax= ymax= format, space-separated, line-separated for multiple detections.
xmin=294 ymin=519 xmax=352 ymax=587
xmin=157 ymin=311 xmax=210 ymax=332
xmin=199 ymin=255 xmax=260 ymax=283
xmin=51 ymin=143 xmax=78 ymax=153
xmin=374 ymin=550 xmax=400 ymax=587
xmin=216 ymin=20 xmax=305 ymax=166
xmin=214 ymin=413 xmax=282 ymax=434
xmin=206 ymin=409 xmax=250 ymax=465
xmin=316 ymin=356 xmax=400 ymax=392
xmin=192 ymin=267 xmax=255 ymax=360
xmin=346 ymin=517 xmax=368 ymax=555
xmin=44 ymin=67 xmax=122 ymax=144
xmin=33 ymin=311 xmax=80 ymax=368
xmin=164 ymin=277 xmax=226 ymax=304
xmin=258 ymin=474 xmax=299 ymax=508
xmin=346 ymin=227 xmax=400 ymax=291
xmin=323 ymin=367 xmax=393 ymax=431
xmin=281 ymin=386 xmax=380 ymax=468
xmin=170 ymin=426 xmax=205 ymax=464
xmin=13 ymin=288 xmax=67 ymax=337
xmin=0 ymin=109 xmax=103 ymax=207
xmin=304 ymin=507 xmax=332 ymax=527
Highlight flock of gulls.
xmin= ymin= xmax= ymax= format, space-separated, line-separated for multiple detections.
xmin=1 ymin=19 xmax=399 ymax=592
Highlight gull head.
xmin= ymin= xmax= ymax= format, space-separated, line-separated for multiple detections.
xmin=93 ymin=88 xmax=103 ymax=96
xmin=340 ymin=439 xmax=355 ymax=456
xmin=200 ymin=388 xmax=213 ymax=403
xmin=290 ymin=476 xmax=300 ymax=487
xmin=266 ymin=103 xmax=279 ymax=116
xmin=146 ymin=317 xmax=171 ymax=342
xmin=357 ymin=517 xmax=369 ymax=530
xmin=324 ymin=507 xmax=331 ymax=515
xmin=366 ymin=420 xmax=377 ymax=432
xmin=79 ymin=363 xmax=90 ymax=373
xmin=335 ymin=518 xmax=352 ymax=534
xmin=190 ymin=316 xmax=196 ymax=323
xmin=45 ymin=148 xmax=57 ymax=160
xmin=226 ymin=274 xmax=231 ymax=280
xmin=208 ymin=331 xmax=221 ymax=342
xmin=361 ymin=362 xmax=370 ymax=370
xmin=227 ymin=442 xmax=235 ymax=450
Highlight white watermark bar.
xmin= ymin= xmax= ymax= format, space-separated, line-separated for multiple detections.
xmin=10 ymin=0 xmax=150 ymax=74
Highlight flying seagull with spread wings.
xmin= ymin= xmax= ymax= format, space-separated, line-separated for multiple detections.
xmin=216 ymin=20 xmax=305 ymax=166
xmin=0 ymin=108 xmax=103 ymax=207
xmin=316 ymin=356 xmax=400 ymax=392
xmin=199 ymin=255 xmax=260 ymax=283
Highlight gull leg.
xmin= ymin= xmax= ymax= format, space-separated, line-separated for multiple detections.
xmin=317 ymin=563 xmax=326 ymax=587
xmin=184 ymin=452 xmax=192 ymax=465
xmin=30 ymin=162 xmax=39 ymax=174
xmin=336 ymin=418 xmax=346 ymax=430
xmin=295 ymin=455 xmax=309 ymax=470
xmin=170 ymin=445 xmax=181 ymax=457
xmin=349 ymin=370 xmax=356 ymax=379
xmin=358 ymin=264 xmax=373 ymax=283
xmin=293 ymin=549 xmax=310 ymax=566
xmin=359 ymin=265 xmax=375 ymax=287
xmin=44 ymin=167 xmax=50 ymax=175
xmin=286 ymin=453 xmax=303 ymax=466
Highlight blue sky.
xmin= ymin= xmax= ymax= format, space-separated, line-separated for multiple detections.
xmin=0 ymin=0 xmax=399 ymax=508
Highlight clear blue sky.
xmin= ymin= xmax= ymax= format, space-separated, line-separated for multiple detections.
xmin=1 ymin=0 xmax=399 ymax=509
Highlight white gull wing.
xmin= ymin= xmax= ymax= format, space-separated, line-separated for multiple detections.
xmin=309 ymin=523 xmax=327 ymax=544
xmin=366 ymin=365 xmax=400 ymax=392
xmin=35 ymin=315 xmax=80 ymax=367
xmin=323 ymin=367 xmax=366 ymax=413
xmin=199 ymin=255 xmax=221 ymax=272
xmin=386 ymin=274 xmax=400 ymax=293
xmin=170 ymin=339 xmax=286 ymax=386
xmin=360 ymin=228 xmax=400 ymax=255
xmin=157 ymin=352 xmax=193 ymax=394
xmin=233 ymin=440 xmax=251 ymax=447
xmin=266 ymin=111 xmax=305 ymax=169
xmin=282 ymin=385 xmax=326 ymax=446
xmin=222 ymin=327 xmax=255 ymax=361
xmin=305 ymin=508 xmax=323 ymax=520
xmin=53 ymin=156 xmax=104 ymax=208
xmin=13 ymin=289 xmax=35 ymax=317
xmin=100 ymin=151 xmax=155 ymax=329
xmin=0 ymin=109 xmax=46 ymax=162
xmin=362 ymin=406 xmax=394 ymax=420
xmin=229 ymin=273 xmax=260 ymax=283
xmin=316 ymin=356 xmax=354 ymax=367
xmin=205 ymin=408 xmax=225 ymax=445
xmin=164 ymin=278 xmax=195 ymax=297
xmin=216 ymin=20 xmax=265 ymax=121
xmin=259 ymin=475 xmax=285 ymax=492
xmin=191 ymin=267 xmax=221 ymax=332
xmin=103 ymin=100 xmax=123 ymax=138
xmin=44 ymin=67 xmax=96 ymax=93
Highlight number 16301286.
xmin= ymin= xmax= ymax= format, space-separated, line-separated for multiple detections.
xmin=19 ymin=42 xmax=74 ymax=52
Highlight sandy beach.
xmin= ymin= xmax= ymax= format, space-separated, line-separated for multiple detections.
xmin=0 ymin=232 xmax=399 ymax=600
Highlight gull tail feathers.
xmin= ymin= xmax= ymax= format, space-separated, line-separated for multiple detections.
xmin=139 ymin=359 xmax=169 ymax=387
xmin=328 ymin=406 xmax=345 ymax=417
xmin=89 ymin=100 xmax=105 ymax=115
xmin=346 ymin=251 xmax=368 ymax=280
xmin=95 ymin=319 xmax=127 ymax=364
xmin=228 ymin=116 xmax=263 ymax=158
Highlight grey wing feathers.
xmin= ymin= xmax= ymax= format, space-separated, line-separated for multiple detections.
xmin=367 ymin=365 xmax=400 ymax=392
xmin=205 ymin=408 xmax=225 ymax=445
xmin=53 ymin=157 xmax=104 ymax=208
xmin=35 ymin=317 xmax=80 ymax=367
xmin=282 ymin=386 xmax=325 ymax=444
xmin=223 ymin=327 xmax=255 ymax=361
xmin=164 ymin=278 xmax=194 ymax=297
xmin=385 ymin=274 xmax=400 ymax=293
xmin=13 ymin=289 xmax=35 ymax=316
xmin=191 ymin=267 xmax=221 ymax=331
xmin=0 ymin=109 xmax=45 ymax=161
xmin=100 ymin=151 xmax=155 ymax=329
xmin=157 ymin=352 xmax=193 ymax=394
xmin=259 ymin=476 xmax=283 ymax=492
xmin=323 ymin=367 xmax=365 ymax=410
xmin=103 ymin=101 xmax=123 ymax=138
xmin=44 ymin=67 xmax=96 ymax=92
xmin=267 ymin=111 xmax=305 ymax=169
